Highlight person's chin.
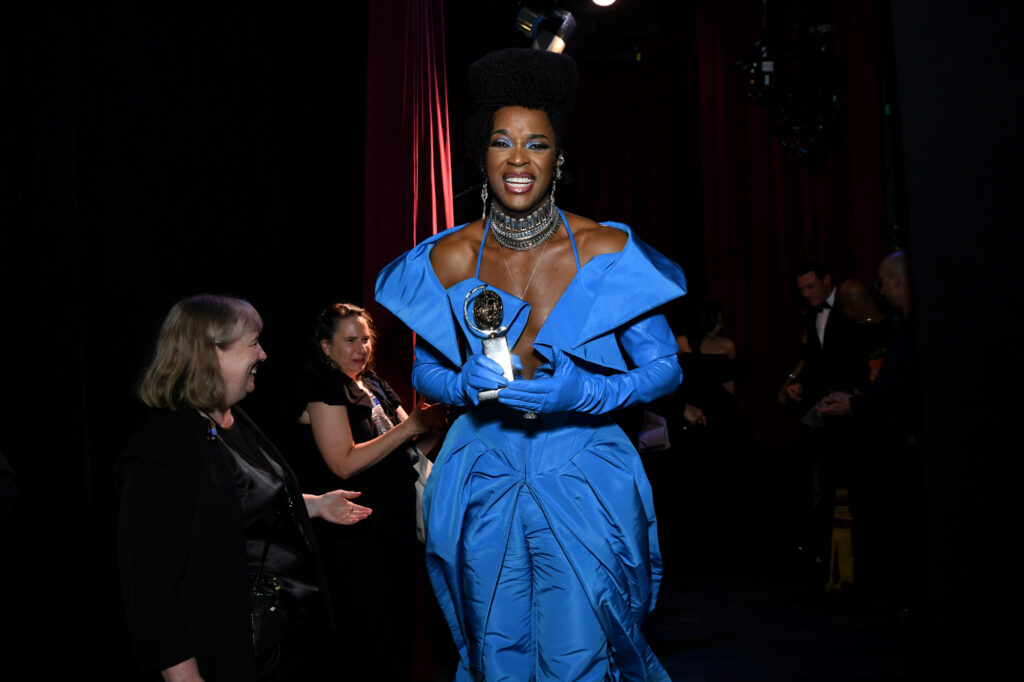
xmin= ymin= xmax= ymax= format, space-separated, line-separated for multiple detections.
xmin=495 ymin=194 xmax=545 ymax=216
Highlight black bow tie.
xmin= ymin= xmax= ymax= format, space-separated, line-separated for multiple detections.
xmin=812 ymin=301 xmax=832 ymax=313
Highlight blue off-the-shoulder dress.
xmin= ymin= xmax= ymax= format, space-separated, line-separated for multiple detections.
xmin=376 ymin=219 xmax=686 ymax=681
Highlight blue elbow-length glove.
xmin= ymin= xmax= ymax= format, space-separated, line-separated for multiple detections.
xmin=412 ymin=339 xmax=508 ymax=406
xmin=497 ymin=313 xmax=683 ymax=415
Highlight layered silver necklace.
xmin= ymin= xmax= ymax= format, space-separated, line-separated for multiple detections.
xmin=486 ymin=193 xmax=560 ymax=251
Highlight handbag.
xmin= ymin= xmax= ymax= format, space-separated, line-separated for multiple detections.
xmin=409 ymin=444 xmax=433 ymax=543
xmin=637 ymin=409 xmax=671 ymax=453
xmin=249 ymin=534 xmax=320 ymax=657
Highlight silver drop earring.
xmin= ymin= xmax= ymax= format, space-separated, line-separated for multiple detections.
xmin=551 ymin=154 xmax=565 ymax=205
xmin=480 ymin=179 xmax=489 ymax=222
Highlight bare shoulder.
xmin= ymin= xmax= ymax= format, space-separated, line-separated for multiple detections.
xmin=430 ymin=222 xmax=482 ymax=288
xmin=676 ymin=334 xmax=692 ymax=353
xmin=702 ymin=335 xmax=736 ymax=357
xmin=565 ymin=212 xmax=628 ymax=265
xmin=722 ymin=337 xmax=736 ymax=358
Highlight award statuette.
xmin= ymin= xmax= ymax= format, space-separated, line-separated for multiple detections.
xmin=464 ymin=284 xmax=515 ymax=402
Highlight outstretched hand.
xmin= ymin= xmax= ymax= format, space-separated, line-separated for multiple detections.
xmin=304 ymin=490 xmax=372 ymax=525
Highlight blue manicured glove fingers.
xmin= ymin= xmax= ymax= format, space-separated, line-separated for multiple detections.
xmin=414 ymin=353 xmax=508 ymax=406
xmin=415 ymin=312 xmax=681 ymax=412
xmin=413 ymin=341 xmax=507 ymax=406
xmin=498 ymin=314 xmax=682 ymax=415
xmin=498 ymin=348 xmax=597 ymax=413
xmin=460 ymin=354 xmax=508 ymax=405
xmin=498 ymin=348 xmax=682 ymax=415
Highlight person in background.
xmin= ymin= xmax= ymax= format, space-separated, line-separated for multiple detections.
xmin=778 ymin=259 xmax=861 ymax=571
xmin=820 ymin=250 xmax=924 ymax=673
xmin=675 ymin=299 xmax=738 ymax=422
xmin=295 ymin=302 xmax=447 ymax=681
xmin=834 ymin=279 xmax=891 ymax=388
xmin=669 ymin=300 xmax=746 ymax=556
xmin=820 ymin=252 xmax=914 ymax=421
xmin=779 ymin=258 xmax=859 ymax=407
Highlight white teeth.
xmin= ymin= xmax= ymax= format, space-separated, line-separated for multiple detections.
xmin=505 ymin=177 xmax=532 ymax=186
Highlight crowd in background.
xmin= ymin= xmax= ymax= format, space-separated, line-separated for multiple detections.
xmin=0 ymin=245 xmax=922 ymax=681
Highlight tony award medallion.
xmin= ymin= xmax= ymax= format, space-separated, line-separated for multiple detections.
xmin=464 ymin=284 xmax=515 ymax=402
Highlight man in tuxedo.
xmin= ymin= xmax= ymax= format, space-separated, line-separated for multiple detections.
xmin=778 ymin=258 xmax=861 ymax=574
xmin=780 ymin=258 xmax=860 ymax=407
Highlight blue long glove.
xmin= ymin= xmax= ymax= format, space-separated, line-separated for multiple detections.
xmin=496 ymin=348 xmax=680 ymax=414
xmin=496 ymin=312 xmax=682 ymax=415
xmin=412 ymin=339 xmax=508 ymax=406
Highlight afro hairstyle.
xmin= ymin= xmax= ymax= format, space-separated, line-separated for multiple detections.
xmin=465 ymin=48 xmax=578 ymax=170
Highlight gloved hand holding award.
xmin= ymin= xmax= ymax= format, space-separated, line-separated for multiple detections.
xmin=463 ymin=284 xmax=515 ymax=402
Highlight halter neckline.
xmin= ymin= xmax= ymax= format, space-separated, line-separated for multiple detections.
xmin=475 ymin=209 xmax=580 ymax=282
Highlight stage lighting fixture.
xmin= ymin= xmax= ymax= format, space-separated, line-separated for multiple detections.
xmin=592 ymin=0 xmax=616 ymax=6
xmin=738 ymin=39 xmax=775 ymax=103
xmin=516 ymin=7 xmax=576 ymax=53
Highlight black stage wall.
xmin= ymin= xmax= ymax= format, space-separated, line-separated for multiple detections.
xmin=890 ymin=1 xmax=1022 ymax=677
xmin=1 ymin=1 xmax=369 ymax=673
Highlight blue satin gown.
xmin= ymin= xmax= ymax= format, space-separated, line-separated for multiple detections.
xmin=376 ymin=219 xmax=686 ymax=680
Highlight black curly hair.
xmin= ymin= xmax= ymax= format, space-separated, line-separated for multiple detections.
xmin=465 ymin=48 xmax=578 ymax=170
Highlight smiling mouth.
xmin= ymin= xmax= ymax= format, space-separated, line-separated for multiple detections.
xmin=503 ymin=174 xmax=534 ymax=194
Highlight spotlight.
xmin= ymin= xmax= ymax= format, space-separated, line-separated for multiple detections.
xmin=592 ymin=0 xmax=616 ymax=6
xmin=516 ymin=7 xmax=576 ymax=53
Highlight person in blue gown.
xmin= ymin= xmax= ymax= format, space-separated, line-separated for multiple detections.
xmin=376 ymin=48 xmax=686 ymax=681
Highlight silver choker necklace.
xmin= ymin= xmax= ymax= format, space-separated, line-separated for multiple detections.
xmin=487 ymin=194 xmax=560 ymax=251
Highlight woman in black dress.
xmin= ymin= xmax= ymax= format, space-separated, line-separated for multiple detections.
xmin=676 ymin=300 xmax=751 ymax=552
xmin=296 ymin=303 xmax=447 ymax=680
xmin=675 ymin=299 xmax=739 ymax=425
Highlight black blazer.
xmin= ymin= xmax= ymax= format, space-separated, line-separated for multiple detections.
xmin=116 ymin=406 xmax=329 ymax=680
xmin=850 ymin=314 xmax=919 ymax=440
xmin=800 ymin=305 xmax=861 ymax=400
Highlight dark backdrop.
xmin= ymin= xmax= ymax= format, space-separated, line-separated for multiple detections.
xmin=890 ymin=1 xmax=1022 ymax=676
xmin=1 ymin=1 xmax=369 ymax=674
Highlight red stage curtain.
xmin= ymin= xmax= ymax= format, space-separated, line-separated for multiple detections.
xmin=363 ymin=0 xmax=452 ymax=404
xmin=561 ymin=1 xmax=887 ymax=446
xmin=693 ymin=0 xmax=887 ymax=445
